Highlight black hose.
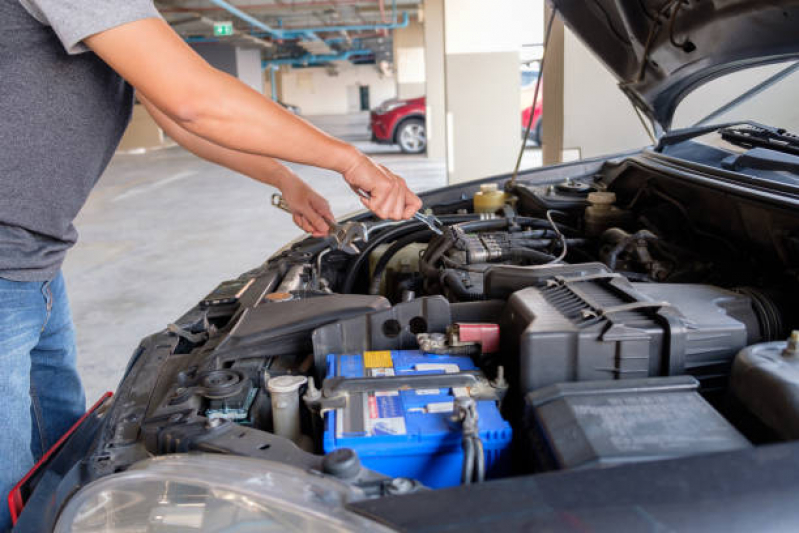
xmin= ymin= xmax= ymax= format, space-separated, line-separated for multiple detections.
xmin=461 ymin=436 xmax=475 ymax=485
xmin=472 ymin=436 xmax=485 ymax=483
xmin=511 ymin=248 xmax=559 ymax=264
xmin=440 ymin=269 xmax=486 ymax=301
xmin=514 ymin=238 xmax=589 ymax=249
xmin=340 ymin=214 xmax=476 ymax=294
xmin=368 ymin=229 xmax=433 ymax=295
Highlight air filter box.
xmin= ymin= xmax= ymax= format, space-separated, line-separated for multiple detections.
xmin=323 ymin=350 xmax=512 ymax=488
xmin=499 ymin=264 xmax=762 ymax=393
xmin=525 ymin=376 xmax=750 ymax=470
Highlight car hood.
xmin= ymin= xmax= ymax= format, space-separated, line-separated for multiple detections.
xmin=551 ymin=0 xmax=799 ymax=131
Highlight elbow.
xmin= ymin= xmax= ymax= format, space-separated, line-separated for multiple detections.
xmin=170 ymin=97 xmax=204 ymax=127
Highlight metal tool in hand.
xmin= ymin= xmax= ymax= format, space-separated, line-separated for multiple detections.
xmin=412 ymin=211 xmax=444 ymax=235
xmin=351 ymin=188 xmax=444 ymax=235
xmin=271 ymin=193 xmax=366 ymax=254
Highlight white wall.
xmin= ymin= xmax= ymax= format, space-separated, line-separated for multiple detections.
xmin=275 ymin=63 xmax=397 ymax=115
xmin=235 ymin=48 xmax=265 ymax=94
xmin=562 ymin=29 xmax=651 ymax=159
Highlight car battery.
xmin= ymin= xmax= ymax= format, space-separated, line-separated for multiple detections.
xmin=525 ymin=376 xmax=750 ymax=471
xmin=323 ymin=350 xmax=512 ymax=488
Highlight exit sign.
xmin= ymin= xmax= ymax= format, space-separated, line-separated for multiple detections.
xmin=213 ymin=21 xmax=234 ymax=37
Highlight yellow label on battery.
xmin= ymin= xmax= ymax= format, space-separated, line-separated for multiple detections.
xmin=364 ymin=350 xmax=393 ymax=369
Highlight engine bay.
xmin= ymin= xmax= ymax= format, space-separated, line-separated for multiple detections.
xmin=104 ymin=154 xmax=799 ymax=500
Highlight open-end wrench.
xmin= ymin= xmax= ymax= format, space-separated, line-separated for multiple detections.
xmin=272 ymin=193 xmax=366 ymax=254
xmin=350 ymin=188 xmax=443 ymax=235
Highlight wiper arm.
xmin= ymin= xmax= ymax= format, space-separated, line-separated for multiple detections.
xmin=720 ymin=124 xmax=799 ymax=157
xmin=721 ymin=147 xmax=799 ymax=176
xmin=655 ymin=121 xmax=744 ymax=151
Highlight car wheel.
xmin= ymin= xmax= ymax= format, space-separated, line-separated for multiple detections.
xmin=397 ymin=119 xmax=427 ymax=154
xmin=531 ymin=119 xmax=543 ymax=146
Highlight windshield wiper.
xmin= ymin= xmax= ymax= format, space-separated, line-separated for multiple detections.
xmin=655 ymin=121 xmax=743 ymax=151
xmin=721 ymin=147 xmax=799 ymax=176
xmin=719 ymin=124 xmax=799 ymax=158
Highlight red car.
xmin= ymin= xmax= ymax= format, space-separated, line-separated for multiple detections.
xmin=370 ymin=95 xmax=543 ymax=154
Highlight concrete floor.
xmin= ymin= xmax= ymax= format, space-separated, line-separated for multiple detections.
xmin=65 ymin=113 xmax=541 ymax=403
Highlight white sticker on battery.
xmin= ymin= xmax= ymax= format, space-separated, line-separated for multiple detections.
xmin=452 ymin=387 xmax=470 ymax=398
xmin=367 ymin=393 xmax=406 ymax=436
xmin=415 ymin=363 xmax=460 ymax=374
xmin=369 ymin=367 xmax=395 ymax=377
xmin=416 ymin=388 xmax=440 ymax=395
xmin=426 ymin=401 xmax=454 ymax=413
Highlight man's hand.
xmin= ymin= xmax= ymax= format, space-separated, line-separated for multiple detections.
xmin=342 ymin=155 xmax=423 ymax=220
xmin=279 ymin=176 xmax=335 ymax=237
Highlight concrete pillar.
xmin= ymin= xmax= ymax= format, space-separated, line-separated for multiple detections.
xmin=441 ymin=0 xmax=526 ymax=184
xmin=191 ymin=43 xmax=264 ymax=94
xmin=424 ymin=0 xmax=527 ymax=182
xmin=541 ymin=4 xmax=564 ymax=165
xmin=393 ymin=19 xmax=426 ymax=99
xmin=423 ymin=0 xmax=447 ymax=160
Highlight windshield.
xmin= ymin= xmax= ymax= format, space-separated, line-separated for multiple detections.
xmin=672 ymin=61 xmax=799 ymax=133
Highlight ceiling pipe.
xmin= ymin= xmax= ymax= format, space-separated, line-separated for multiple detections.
xmin=160 ymin=1 xmax=388 ymax=13
xmin=205 ymin=0 xmax=408 ymax=42
xmin=206 ymin=0 xmax=284 ymax=37
xmin=262 ymin=49 xmax=373 ymax=67
xmin=279 ymin=11 xmax=409 ymax=38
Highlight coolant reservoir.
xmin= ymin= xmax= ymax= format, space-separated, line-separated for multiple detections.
xmin=584 ymin=191 xmax=630 ymax=236
xmin=368 ymin=242 xmax=427 ymax=295
xmin=731 ymin=332 xmax=799 ymax=439
xmin=474 ymin=183 xmax=507 ymax=214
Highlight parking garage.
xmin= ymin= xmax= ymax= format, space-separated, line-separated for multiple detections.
xmin=5 ymin=1 xmax=799 ymax=531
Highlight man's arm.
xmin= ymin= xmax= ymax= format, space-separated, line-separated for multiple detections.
xmin=139 ymin=95 xmax=333 ymax=236
xmin=85 ymin=18 xmax=421 ymax=221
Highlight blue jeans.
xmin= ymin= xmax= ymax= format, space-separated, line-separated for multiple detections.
xmin=0 ymin=272 xmax=85 ymax=531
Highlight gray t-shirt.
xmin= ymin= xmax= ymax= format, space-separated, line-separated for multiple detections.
xmin=0 ymin=0 xmax=160 ymax=281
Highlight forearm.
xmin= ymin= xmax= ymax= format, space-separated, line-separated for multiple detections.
xmin=86 ymin=19 xmax=361 ymax=173
xmin=139 ymin=94 xmax=293 ymax=190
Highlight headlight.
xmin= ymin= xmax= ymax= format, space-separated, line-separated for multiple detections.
xmin=55 ymin=454 xmax=393 ymax=532
xmin=375 ymin=100 xmax=406 ymax=114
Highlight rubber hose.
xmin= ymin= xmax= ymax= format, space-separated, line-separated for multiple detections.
xmin=419 ymin=234 xmax=455 ymax=278
xmin=511 ymin=248 xmax=558 ymax=264
xmin=472 ymin=436 xmax=485 ymax=483
xmin=341 ymin=214 xmax=477 ymax=294
xmin=461 ymin=436 xmax=475 ymax=485
xmin=369 ymin=229 xmax=434 ymax=295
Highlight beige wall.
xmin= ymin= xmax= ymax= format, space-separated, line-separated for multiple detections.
xmin=394 ymin=20 xmax=426 ymax=99
xmin=275 ymin=63 xmax=397 ymax=115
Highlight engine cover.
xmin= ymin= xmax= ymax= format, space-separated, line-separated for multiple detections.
xmin=503 ymin=265 xmax=763 ymax=393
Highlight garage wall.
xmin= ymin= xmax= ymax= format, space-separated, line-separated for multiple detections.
xmin=275 ymin=64 xmax=397 ymax=115
xmin=394 ymin=20 xmax=426 ymax=99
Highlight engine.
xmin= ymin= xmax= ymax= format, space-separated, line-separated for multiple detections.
xmin=134 ymin=170 xmax=798 ymax=496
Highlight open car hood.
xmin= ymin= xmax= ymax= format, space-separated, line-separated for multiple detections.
xmin=551 ymin=0 xmax=799 ymax=130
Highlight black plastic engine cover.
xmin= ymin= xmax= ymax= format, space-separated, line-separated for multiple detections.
xmin=502 ymin=264 xmax=761 ymax=393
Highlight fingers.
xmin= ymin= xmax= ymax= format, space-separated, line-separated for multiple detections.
xmin=403 ymin=188 xmax=423 ymax=219
xmin=301 ymin=203 xmax=329 ymax=235
xmin=342 ymin=156 xmax=422 ymax=221
xmin=293 ymin=213 xmax=313 ymax=234
xmin=312 ymin=195 xmax=334 ymax=223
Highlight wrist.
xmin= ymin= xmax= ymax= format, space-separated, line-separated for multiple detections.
xmin=330 ymin=143 xmax=365 ymax=175
xmin=268 ymin=166 xmax=295 ymax=192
